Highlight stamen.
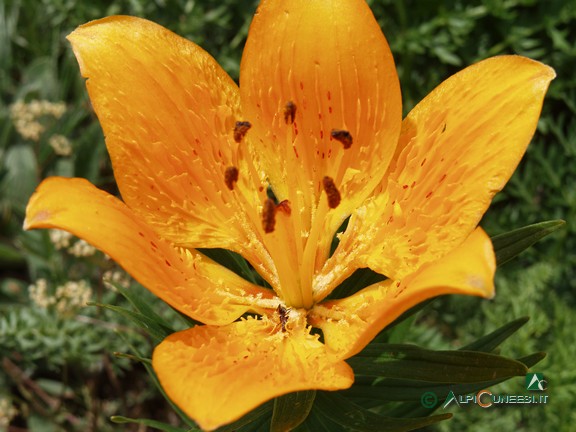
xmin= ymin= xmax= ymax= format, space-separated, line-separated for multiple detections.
xmin=283 ymin=101 xmax=296 ymax=125
xmin=233 ymin=121 xmax=252 ymax=143
xmin=276 ymin=199 xmax=292 ymax=215
xmin=322 ymin=176 xmax=341 ymax=208
xmin=330 ymin=129 xmax=353 ymax=149
xmin=262 ymin=198 xmax=277 ymax=233
xmin=224 ymin=166 xmax=239 ymax=190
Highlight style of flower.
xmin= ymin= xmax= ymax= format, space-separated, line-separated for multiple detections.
xmin=24 ymin=0 xmax=554 ymax=430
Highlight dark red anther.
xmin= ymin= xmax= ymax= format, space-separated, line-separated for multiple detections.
xmin=233 ymin=121 xmax=252 ymax=143
xmin=322 ymin=176 xmax=341 ymax=209
xmin=262 ymin=198 xmax=277 ymax=233
xmin=330 ymin=129 xmax=353 ymax=149
xmin=284 ymin=101 xmax=296 ymax=125
xmin=224 ymin=166 xmax=239 ymax=190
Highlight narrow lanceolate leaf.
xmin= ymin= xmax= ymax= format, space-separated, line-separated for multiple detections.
xmin=518 ymin=352 xmax=547 ymax=368
xmin=460 ymin=316 xmax=530 ymax=352
xmin=0 ymin=243 xmax=26 ymax=267
xmin=298 ymin=407 xmax=348 ymax=432
xmin=348 ymin=344 xmax=527 ymax=382
xmin=108 ymin=280 xmax=184 ymax=331
xmin=491 ymin=219 xmax=565 ymax=265
xmin=380 ymin=351 xmax=547 ymax=418
xmin=198 ymin=248 xmax=262 ymax=286
xmin=271 ymin=391 xmax=316 ymax=432
xmin=217 ymin=401 xmax=273 ymax=432
xmin=315 ymin=392 xmax=452 ymax=432
xmin=89 ymin=301 xmax=173 ymax=343
xmin=116 ymin=338 xmax=198 ymax=428
xmin=343 ymin=377 xmax=503 ymax=402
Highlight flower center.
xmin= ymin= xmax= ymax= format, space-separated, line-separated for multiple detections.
xmin=274 ymin=304 xmax=309 ymax=334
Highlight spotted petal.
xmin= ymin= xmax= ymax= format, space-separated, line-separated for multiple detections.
xmin=24 ymin=177 xmax=275 ymax=325
xmin=316 ymin=56 xmax=555 ymax=298
xmin=153 ymin=317 xmax=354 ymax=431
xmin=240 ymin=0 xmax=402 ymax=273
xmin=311 ymin=227 xmax=495 ymax=359
xmin=67 ymin=16 xmax=272 ymax=277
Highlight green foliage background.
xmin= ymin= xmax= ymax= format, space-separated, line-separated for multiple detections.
xmin=1 ymin=0 xmax=574 ymax=430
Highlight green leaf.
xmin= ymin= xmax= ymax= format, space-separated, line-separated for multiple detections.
xmin=459 ymin=316 xmax=530 ymax=352
xmin=0 ymin=242 xmax=25 ymax=267
xmin=2 ymin=144 xmax=39 ymax=214
xmin=108 ymin=280 xmax=177 ymax=333
xmin=198 ymin=248 xmax=263 ymax=286
xmin=380 ymin=351 xmax=546 ymax=418
xmin=327 ymin=267 xmax=387 ymax=300
xmin=117 ymin=337 xmax=198 ymax=429
xmin=518 ymin=352 xmax=546 ymax=369
xmin=111 ymin=416 xmax=196 ymax=432
xmin=89 ymin=301 xmax=173 ymax=343
xmin=271 ymin=391 xmax=316 ymax=432
xmin=315 ymin=392 xmax=452 ymax=432
xmin=344 ymin=377 xmax=498 ymax=403
xmin=218 ymin=401 xmax=273 ymax=432
xmin=377 ymin=299 xmax=436 ymax=338
xmin=348 ymin=344 xmax=527 ymax=382
xmin=297 ymin=406 xmax=347 ymax=432
xmin=491 ymin=220 xmax=565 ymax=265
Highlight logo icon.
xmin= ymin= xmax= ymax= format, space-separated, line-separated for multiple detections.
xmin=420 ymin=391 xmax=438 ymax=409
xmin=443 ymin=390 xmax=460 ymax=408
xmin=526 ymin=373 xmax=547 ymax=391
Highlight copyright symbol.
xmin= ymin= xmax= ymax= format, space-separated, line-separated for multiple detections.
xmin=421 ymin=391 xmax=438 ymax=409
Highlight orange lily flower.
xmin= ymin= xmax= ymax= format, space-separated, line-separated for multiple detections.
xmin=24 ymin=0 xmax=554 ymax=430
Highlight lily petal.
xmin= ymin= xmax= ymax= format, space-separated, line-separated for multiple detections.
xmin=153 ymin=317 xmax=354 ymax=431
xmin=311 ymin=227 xmax=495 ymax=359
xmin=24 ymin=177 xmax=276 ymax=325
xmin=317 ymin=56 xmax=554 ymax=297
xmin=67 ymin=16 xmax=268 ymax=260
xmin=240 ymin=0 xmax=402 ymax=268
